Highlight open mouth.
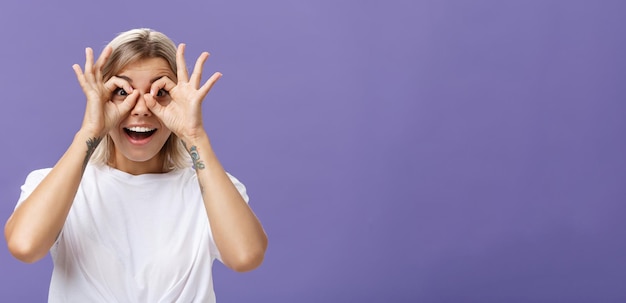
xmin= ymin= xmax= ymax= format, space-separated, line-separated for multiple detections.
xmin=124 ymin=126 xmax=157 ymax=140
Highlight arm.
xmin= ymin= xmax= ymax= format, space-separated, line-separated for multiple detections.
xmin=145 ymin=44 xmax=268 ymax=272
xmin=4 ymin=47 xmax=137 ymax=263
xmin=5 ymin=131 xmax=101 ymax=263
xmin=184 ymin=132 xmax=267 ymax=272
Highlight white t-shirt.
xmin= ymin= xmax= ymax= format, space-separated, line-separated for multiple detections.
xmin=16 ymin=164 xmax=249 ymax=303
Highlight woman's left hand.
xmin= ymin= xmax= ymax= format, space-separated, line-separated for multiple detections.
xmin=144 ymin=43 xmax=221 ymax=142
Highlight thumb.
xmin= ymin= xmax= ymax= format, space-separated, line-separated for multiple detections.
xmin=118 ymin=90 xmax=139 ymax=114
xmin=144 ymin=93 xmax=165 ymax=117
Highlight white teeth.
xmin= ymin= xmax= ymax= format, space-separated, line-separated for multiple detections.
xmin=126 ymin=126 xmax=156 ymax=133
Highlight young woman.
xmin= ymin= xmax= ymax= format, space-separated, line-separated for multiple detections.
xmin=4 ymin=28 xmax=268 ymax=302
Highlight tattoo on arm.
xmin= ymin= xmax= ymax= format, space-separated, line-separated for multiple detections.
xmin=182 ymin=141 xmax=206 ymax=194
xmin=83 ymin=137 xmax=102 ymax=172
xmin=182 ymin=141 xmax=206 ymax=170
xmin=189 ymin=146 xmax=206 ymax=170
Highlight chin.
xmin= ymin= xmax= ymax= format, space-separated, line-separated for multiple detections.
xmin=125 ymin=152 xmax=163 ymax=163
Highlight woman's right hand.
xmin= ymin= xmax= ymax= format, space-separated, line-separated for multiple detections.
xmin=72 ymin=46 xmax=139 ymax=137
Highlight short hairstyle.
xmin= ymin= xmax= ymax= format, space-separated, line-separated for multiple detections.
xmin=89 ymin=28 xmax=190 ymax=171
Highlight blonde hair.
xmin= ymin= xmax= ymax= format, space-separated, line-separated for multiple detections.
xmin=89 ymin=28 xmax=190 ymax=171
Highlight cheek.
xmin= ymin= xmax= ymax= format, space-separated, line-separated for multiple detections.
xmin=159 ymin=131 xmax=173 ymax=144
xmin=157 ymin=121 xmax=173 ymax=137
xmin=108 ymin=129 xmax=122 ymax=142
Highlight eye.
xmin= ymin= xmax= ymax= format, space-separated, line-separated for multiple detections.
xmin=113 ymin=88 xmax=128 ymax=96
xmin=156 ymin=89 xmax=169 ymax=97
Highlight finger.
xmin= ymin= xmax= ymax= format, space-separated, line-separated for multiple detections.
xmin=72 ymin=64 xmax=86 ymax=87
xmin=176 ymin=43 xmax=189 ymax=83
xmin=150 ymin=76 xmax=177 ymax=97
xmin=104 ymin=76 xmax=134 ymax=95
xmin=199 ymin=72 xmax=222 ymax=97
xmin=144 ymin=92 xmax=165 ymax=117
xmin=117 ymin=90 xmax=140 ymax=114
xmin=94 ymin=46 xmax=113 ymax=80
xmin=84 ymin=47 xmax=95 ymax=80
xmin=190 ymin=52 xmax=209 ymax=88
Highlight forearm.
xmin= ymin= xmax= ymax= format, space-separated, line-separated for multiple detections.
xmin=4 ymin=129 xmax=101 ymax=263
xmin=183 ymin=132 xmax=267 ymax=272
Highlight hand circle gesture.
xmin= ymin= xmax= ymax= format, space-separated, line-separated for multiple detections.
xmin=143 ymin=43 xmax=222 ymax=142
xmin=72 ymin=46 xmax=139 ymax=137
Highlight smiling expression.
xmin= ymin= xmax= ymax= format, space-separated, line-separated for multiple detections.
xmin=108 ymin=57 xmax=175 ymax=174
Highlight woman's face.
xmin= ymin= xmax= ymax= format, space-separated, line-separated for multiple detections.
xmin=108 ymin=57 xmax=175 ymax=175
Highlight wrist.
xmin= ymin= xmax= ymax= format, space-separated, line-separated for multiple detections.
xmin=76 ymin=128 xmax=105 ymax=142
xmin=179 ymin=131 xmax=214 ymax=171
xmin=78 ymin=121 xmax=108 ymax=139
xmin=74 ymin=129 xmax=105 ymax=171
xmin=179 ymin=129 xmax=209 ymax=148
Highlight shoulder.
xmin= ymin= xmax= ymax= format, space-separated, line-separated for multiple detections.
xmin=22 ymin=168 xmax=53 ymax=187
xmin=226 ymin=172 xmax=250 ymax=203
xmin=16 ymin=168 xmax=53 ymax=208
xmin=177 ymin=168 xmax=250 ymax=203
xmin=26 ymin=167 xmax=53 ymax=177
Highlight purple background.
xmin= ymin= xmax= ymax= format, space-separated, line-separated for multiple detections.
xmin=1 ymin=0 xmax=625 ymax=302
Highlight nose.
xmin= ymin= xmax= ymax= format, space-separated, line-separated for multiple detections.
xmin=131 ymin=93 xmax=152 ymax=117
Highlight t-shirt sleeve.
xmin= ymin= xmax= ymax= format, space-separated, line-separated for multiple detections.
xmin=226 ymin=172 xmax=249 ymax=204
xmin=15 ymin=168 xmax=52 ymax=210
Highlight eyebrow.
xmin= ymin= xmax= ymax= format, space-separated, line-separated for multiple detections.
xmin=115 ymin=75 xmax=169 ymax=84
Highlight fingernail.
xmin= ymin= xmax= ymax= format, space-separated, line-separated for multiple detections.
xmin=150 ymin=89 xmax=154 ymax=96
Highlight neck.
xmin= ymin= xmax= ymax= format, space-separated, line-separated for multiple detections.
xmin=110 ymin=152 xmax=167 ymax=175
